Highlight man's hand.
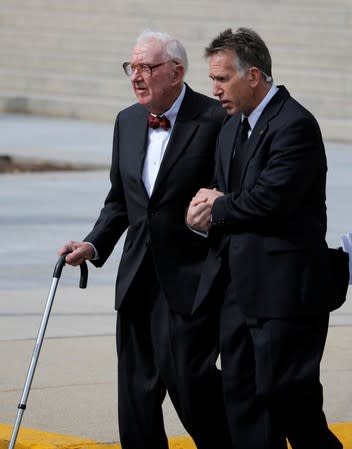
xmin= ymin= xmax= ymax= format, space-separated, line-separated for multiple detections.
xmin=58 ymin=241 xmax=95 ymax=266
xmin=186 ymin=188 xmax=224 ymax=232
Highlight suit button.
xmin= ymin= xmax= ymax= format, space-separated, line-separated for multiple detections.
xmin=144 ymin=240 xmax=150 ymax=248
xmin=149 ymin=210 xmax=156 ymax=216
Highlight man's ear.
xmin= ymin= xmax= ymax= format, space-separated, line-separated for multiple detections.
xmin=172 ymin=64 xmax=184 ymax=83
xmin=248 ymin=66 xmax=261 ymax=87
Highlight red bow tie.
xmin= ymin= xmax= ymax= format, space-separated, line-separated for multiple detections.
xmin=148 ymin=114 xmax=171 ymax=130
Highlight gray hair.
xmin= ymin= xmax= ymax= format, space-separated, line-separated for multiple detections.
xmin=136 ymin=30 xmax=189 ymax=74
xmin=205 ymin=27 xmax=272 ymax=82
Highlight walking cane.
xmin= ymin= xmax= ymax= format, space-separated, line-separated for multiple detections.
xmin=8 ymin=254 xmax=88 ymax=449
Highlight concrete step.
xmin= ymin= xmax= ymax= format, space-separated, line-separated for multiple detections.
xmin=274 ymin=68 xmax=352 ymax=97
xmin=0 ymin=69 xmax=132 ymax=100
xmin=2 ymin=39 xmax=351 ymax=76
xmin=1 ymin=50 xmax=122 ymax=78
xmin=2 ymin=0 xmax=351 ymax=27
xmin=1 ymin=3 xmax=351 ymax=42
xmin=0 ymin=91 xmax=350 ymax=145
xmin=1 ymin=21 xmax=350 ymax=56
xmin=0 ymin=65 xmax=350 ymax=110
xmin=1 ymin=20 xmax=350 ymax=56
xmin=0 ymin=90 xmax=125 ymax=122
xmin=0 ymin=0 xmax=351 ymax=143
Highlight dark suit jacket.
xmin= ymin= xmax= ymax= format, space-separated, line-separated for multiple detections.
xmin=194 ymin=85 xmax=337 ymax=318
xmin=85 ymin=85 xmax=226 ymax=315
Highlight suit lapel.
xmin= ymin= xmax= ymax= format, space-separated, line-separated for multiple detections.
xmin=151 ymin=86 xmax=199 ymax=196
xmin=124 ymin=106 xmax=150 ymax=199
xmin=237 ymin=86 xmax=290 ymax=190
xmin=220 ymin=116 xmax=240 ymax=191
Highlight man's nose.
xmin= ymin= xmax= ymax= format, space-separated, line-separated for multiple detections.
xmin=131 ymin=69 xmax=141 ymax=82
xmin=213 ymin=83 xmax=221 ymax=97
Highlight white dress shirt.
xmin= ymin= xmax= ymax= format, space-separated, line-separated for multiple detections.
xmin=142 ymin=83 xmax=186 ymax=196
xmin=245 ymin=84 xmax=278 ymax=134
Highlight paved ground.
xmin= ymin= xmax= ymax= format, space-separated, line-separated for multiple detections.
xmin=0 ymin=112 xmax=352 ymax=448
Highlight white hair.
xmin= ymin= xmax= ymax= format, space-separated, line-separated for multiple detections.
xmin=136 ymin=30 xmax=189 ymax=73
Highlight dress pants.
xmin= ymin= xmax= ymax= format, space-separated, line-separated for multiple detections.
xmin=221 ymin=279 xmax=342 ymax=449
xmin=220 ymin=297 xmax=288 ymax=449
xmin=249 ymin=315 xmax=343 ymax=449
xmin=116 ymin=250 xmax=231 ymax=449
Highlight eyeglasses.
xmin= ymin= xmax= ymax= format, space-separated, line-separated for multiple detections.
xmin=122 ymin=60 xmax=179 ymax=77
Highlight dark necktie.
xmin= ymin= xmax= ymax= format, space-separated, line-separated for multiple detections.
xmin=148 ymin=114 xmax=171 ymax=130
xmin=237 ymin=117 xmax=250 ymax=148
xmin=230 ymin=117 xmax=250 ymax=192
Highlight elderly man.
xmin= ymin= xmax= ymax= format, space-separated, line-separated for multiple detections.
xmin=59 ymin=30 xmax=229 ymax=449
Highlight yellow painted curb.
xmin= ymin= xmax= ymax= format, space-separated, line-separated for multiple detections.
xmin=286 ymin=423 xmax=352 ymax=449
xmin=1 ymin=422 xmax=351 ymax=449
xmin=0 ymin=424 xmax=97 ymax=449
xmin=0 ymin=424 xmax=198 ymax=449
xmin=329 ymin=423 xmax=352 ymax=448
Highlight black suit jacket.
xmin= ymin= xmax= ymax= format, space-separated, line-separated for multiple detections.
xmin=85 ymin=85 xmax=226 ymax=315
xmin=194 ymin=86 xmax=337 ymax=318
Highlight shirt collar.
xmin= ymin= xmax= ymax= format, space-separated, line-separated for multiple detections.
xmin=244 ymin=84 xmax=279 ymax=130
xmin=161 ymin=83 xmax=186 ymax=128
